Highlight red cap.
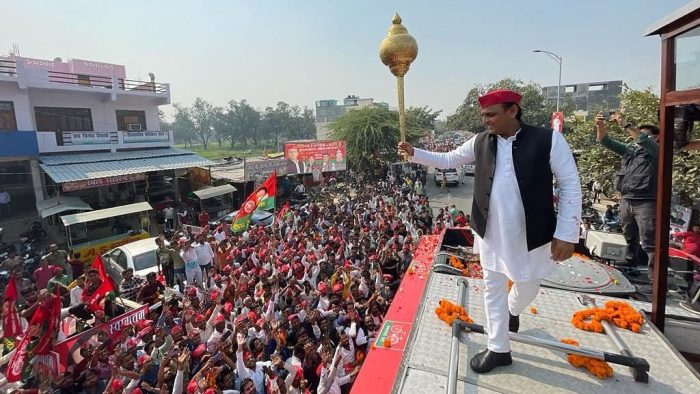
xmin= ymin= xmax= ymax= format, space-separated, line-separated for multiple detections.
xmin=224 ymin=302 xmax=233 ymax=313
xmin=137 ymin=327 xmax=153 ymax=338
xmin=192 ymin=343 xmax=207 ymax=358
xmin=383 ymin=274 xmax=393 ymax=281
xmin=137 ymin=354 xmax=151 ymax=366
xmin=171 ymin=325 xmax=183 ymax=335
xmin=332 ymin=283 xmax=343 ymax=293
xmin=478 ymin=89 xmax=522 ymax=108
xmin=195 ymin=314 xmax=206 ymax=324
xmin=318 ymin=282 xmax=328 ymax=294
xmin=213 ymin=314 xmax=226 ymax=326
xmin=111 ymin=379 xmax=125 ymax=391
xmin=186 ymin=287 xmax=198 ymax=297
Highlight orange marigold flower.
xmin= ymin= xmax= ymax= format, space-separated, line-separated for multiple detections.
xmin=383 ymin=338 xmax=391 ymax=348
xmin=530 ymin=307 xmax=538 ymax=314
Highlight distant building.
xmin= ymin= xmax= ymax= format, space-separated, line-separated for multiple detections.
xmin=315 ymin=95 xmax=388 ymax=140
xmin=543 ymin=80 xmax=623 ymax=115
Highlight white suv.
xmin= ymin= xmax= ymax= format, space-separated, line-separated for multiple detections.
xmin=434 ymin=168 xmax=460 ymax=186
xmin=463 ymin=163 xmax=475 ymax=176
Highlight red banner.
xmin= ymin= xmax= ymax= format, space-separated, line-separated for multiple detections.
xmin=53 ymin=305 xmax=149 ymax=373
xmin=283 ymin=140 xmax=346 ymax=174
xmin=6 ymin=293 xmax=62 ymax=382
xmin=2 ymin=277 xmax=22 ymax=339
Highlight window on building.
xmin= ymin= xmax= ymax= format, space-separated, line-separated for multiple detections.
xmin=565 ymin=86 xmax=577 ymax=93
xmin=116 ymin=110 xmax=147 ymax=131
xmin=0 ymin=101 xmax=17 ymax=131
xmin=35 ymin=107 xmax=93 ymax=131
xmin=588 ymin=84 xmax=607 ymax=91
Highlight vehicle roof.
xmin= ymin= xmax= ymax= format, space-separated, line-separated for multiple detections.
xmin=112 ymin=237 xmax=160 ymax=256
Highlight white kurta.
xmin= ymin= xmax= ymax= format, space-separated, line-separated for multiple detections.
xmin=412 ymin=130 xmax=581 ymax=281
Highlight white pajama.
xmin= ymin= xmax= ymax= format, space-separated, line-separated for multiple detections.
xmin=483 ymin=269 xmax=541 ymax=352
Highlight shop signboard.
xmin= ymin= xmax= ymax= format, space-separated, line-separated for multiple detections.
xmin=123 ymin=131 xmax=169 ymax=143
xmin=188 ymin=167 xmax=211 ymax=187
xmin=283 ymin=140 xmax=346 ymax=175
xmin=62 ymin=173 xmax=145 ymax=192
xmin=244 ymin=158 xmax=288 ymax=182
xmin=62 ymin=131 xmax=117 ymax=145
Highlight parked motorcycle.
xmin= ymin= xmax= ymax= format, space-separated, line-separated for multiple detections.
xmin=19 ymin=221 xmax=47 ymax=241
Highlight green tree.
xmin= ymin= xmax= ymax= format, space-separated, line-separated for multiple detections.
xmin=190 ymin=98 xmax=217 ymax=150
xmin=329 ymin=106 xmax=423 ymax=171
xmin=567 ymin=86 xmax=700 ymax=199
xmin=447 ymin=78 xmax=563 ymax=132
xmin=171 ymin=103 xmax=197 ymax=147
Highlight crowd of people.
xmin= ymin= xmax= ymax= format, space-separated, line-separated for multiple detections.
xmin=1 ymin=168 xmax=463 ymax=394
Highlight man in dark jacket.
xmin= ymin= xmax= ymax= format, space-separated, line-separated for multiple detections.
xmin=596 ymin=112 xmax=658 ymax=286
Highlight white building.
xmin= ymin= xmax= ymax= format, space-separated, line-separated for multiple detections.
xmin=314 ymin=95 xmax=388 ymax=140
xmin=0 ymin=55 xmax=211 ymax=220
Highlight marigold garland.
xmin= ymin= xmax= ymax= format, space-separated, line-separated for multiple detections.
xmin=560 ymin=338 xmax=614 ymax=379
xmin=530 ymin=307 xmax=538 ymax=314
xmin=448 ymin=256 xmax=483 ymax=279
xmin=571 ymin=301 xmax=643 ymax=333
xmin=435 ymin=299 xmax=474 ymax=326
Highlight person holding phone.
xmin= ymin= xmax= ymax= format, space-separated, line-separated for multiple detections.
xmin=596 ymin=111 xmax=658 ymax=291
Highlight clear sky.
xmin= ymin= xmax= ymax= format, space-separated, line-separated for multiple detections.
xmin=2 ymin=0 xmax=690 ymax=118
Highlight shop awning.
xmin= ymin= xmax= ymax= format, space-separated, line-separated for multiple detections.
xmin=39 ymin=148 xmax=214 ymax=183
xmin=61 ymin=202 xmax=152 ymax=227
xmin=36 ymin=196 xmax=93 ymax=219
xmin=192 ymin=184 xmax=237 ymax=200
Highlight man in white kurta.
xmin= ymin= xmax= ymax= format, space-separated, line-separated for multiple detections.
xmin=399 ymin=89 xmax=581 ymax=373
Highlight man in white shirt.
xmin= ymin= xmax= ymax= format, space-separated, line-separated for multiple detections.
xmin=70 ymin=275 xmax=85 ymax=306
xmin=163 ymin=205 xmax=175 ymax=231
xmin=398 ymin=89 xmax=581 ymax=373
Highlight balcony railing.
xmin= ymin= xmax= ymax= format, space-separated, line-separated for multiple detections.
xmin=48 ymin=71 xmax=113 ymax=89
xmin=0 ymin=59 xmax=17 ymax=76
xmin=119 ymin=79 xmax=168 ymax=94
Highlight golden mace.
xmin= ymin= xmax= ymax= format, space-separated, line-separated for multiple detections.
xmin=380 ymin=13 xmax=418 ymax=148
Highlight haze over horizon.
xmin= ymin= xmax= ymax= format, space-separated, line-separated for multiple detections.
xmin=2 ymin=0 xmax=689 ymax=119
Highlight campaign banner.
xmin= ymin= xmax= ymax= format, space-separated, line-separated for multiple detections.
xmin=244 ymin=158 xmax=288 ymax=181
xmin=670 ymin=204 xmax=692 ymax=233
xmin=62 ymin=173 xmax=145 ymax=192
xmin=283 ymin=140 xmax=346 ymax=175
xmin=53 ymin=305 xmax=149 ymax=373
xmin=551 ymin=112 xmax=564 ymax=132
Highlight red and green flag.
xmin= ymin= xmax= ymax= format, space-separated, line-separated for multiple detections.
xmin=232 ymin=171 xmax=276 ymax=233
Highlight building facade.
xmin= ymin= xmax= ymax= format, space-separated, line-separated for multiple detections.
xmin=0 ymin=55 xmax=210 ymax=222
xmin=542 ymin=80 xmax=623 ymax=115
xmin=314 ymin=95 xmax=387 ymax=140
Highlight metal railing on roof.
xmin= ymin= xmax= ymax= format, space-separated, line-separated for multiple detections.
xmin=44 ymin=70 xmax=167 ymax=94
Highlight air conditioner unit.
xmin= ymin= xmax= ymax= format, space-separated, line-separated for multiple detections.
xmin=127 ymin=124 xmax=142 ymax=131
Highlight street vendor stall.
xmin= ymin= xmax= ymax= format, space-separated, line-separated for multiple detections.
xmin=60 ymin=202 xmax=152 ymax=263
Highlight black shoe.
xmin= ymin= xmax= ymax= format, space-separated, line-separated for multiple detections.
xmin=509 ymin=313 xmax=519 ymax=333
xmin=469 ymin=349 xmax=512 ymax=373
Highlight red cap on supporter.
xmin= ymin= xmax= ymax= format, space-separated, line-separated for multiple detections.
xmin=248 ymin=311 xmax=257 ymax=322
xmin=137 ymin=327 xmax=153 ymax=338
xmin=195 ymin=314 xmax=206 ymax=324
xmin=111 ymin=379 xmax=125 ymax=391
xmin=478 ymin=89 xmax=522 ymax=108
xmin=332 ymin=283 xmax=343 ymax=293
xmin=210 ymin=290 xmax=219 ymax=302
xmin=224 ymin=302 xmax=233 ymax=313
xmin=171 ymin=325 xmax=183 ymax=335
xmin=213 ymin=314 xmax=226 ymax=326
xmin=186 ymin=287 xmax=198 ymax=297
xmin=243 ymin=351 xmax=253 ymax=361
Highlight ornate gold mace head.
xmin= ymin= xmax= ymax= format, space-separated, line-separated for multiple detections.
xmin=379 ymin=13 xmax=418 ymax=77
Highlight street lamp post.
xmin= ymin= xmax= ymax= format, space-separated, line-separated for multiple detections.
xmin=533 ymin=49 xmax=563 ymax=112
